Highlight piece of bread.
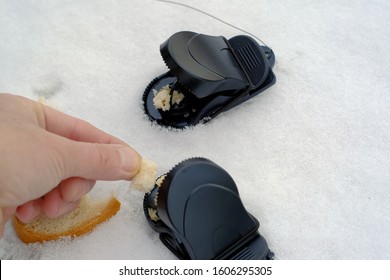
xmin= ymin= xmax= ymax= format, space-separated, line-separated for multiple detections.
xmin=12 ymin=195 xmax=120 ymax=244
xmin=130 ymin=158 xmax=157 ymax=192
xmin=152 ymin=85 xmax=185 ymax=111
xmin=13 ymin=158 xmax=157 ymax=244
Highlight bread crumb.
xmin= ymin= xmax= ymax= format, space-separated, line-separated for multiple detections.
xmin=156 ymin=175 xmax=166 ymax=188
xmin=37 ymin=96 xmax=47 ymax=105
xmin=37 ymin=95 xmax=60 ymax=110
xmin=172 ymin=91 xmax=184 ymax=105
xmin=148 ymin=208 xmax=160 ymax=222
xmin=130 ymin=158 xmax=157 ymax=192
xmin=153 ymin=86 xmax=170 ymax=111
xmin=153 ymin=85 xmax=184 ymax=111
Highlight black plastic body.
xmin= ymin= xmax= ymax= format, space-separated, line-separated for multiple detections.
xmin=143 ymin=158 xmax=274 ymax=260
xmin=143 ymin=31 xmax=276 ymax=128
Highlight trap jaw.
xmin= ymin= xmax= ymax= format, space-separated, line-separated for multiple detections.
xmin=143 ymin=31 xmax=276 ymax=128
xmin=143 ymin=158 xmax=274 ymax=260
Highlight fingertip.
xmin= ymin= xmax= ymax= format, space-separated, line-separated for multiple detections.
xmin=119 ymin=147 xmax=142 ymax=179
xmin=15 ymin=200 xmax=42 ymax=223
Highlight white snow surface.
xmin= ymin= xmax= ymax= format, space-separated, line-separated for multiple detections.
xmin=0 ymin=0 xmax=389 ymax=259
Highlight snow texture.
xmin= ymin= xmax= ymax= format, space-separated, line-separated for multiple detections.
xmin=0 ymin=0 xmax=389 ymax=259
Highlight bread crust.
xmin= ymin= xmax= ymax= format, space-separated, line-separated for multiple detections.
xmin=12 ymin=197 xmax=121 ymax=244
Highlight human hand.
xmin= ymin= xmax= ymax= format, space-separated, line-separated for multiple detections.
xmin=0 ymin=93 xmax=141 ymax=238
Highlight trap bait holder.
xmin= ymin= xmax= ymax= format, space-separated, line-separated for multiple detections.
xmin=143 ymin=158 xmax=274 ymax=260
xmin=143 ymin=31 xmax=276 ymax=128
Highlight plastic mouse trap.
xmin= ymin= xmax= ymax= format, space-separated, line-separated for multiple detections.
xmin=143 ymin=158 xmax=274 ymax=260
xmin=143 ymin=31 xmax=276 ymax=128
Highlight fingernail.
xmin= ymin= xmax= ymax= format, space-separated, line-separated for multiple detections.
xmin=119 ymin=147 xmax=141 ymax=176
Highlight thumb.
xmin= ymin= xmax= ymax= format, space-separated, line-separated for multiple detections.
xmin=59 ymin=141 xmax=141 ymax=181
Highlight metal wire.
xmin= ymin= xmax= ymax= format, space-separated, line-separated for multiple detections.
xmin=155 ymin=0 xmax=270 ymax=47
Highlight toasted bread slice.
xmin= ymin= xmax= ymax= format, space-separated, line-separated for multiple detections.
xmin=12 ymin=196 xmax=120 ymax=244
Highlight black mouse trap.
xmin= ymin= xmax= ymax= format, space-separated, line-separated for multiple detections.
xmin=143 ymin=158 xmax=274 ymax=260
xmin=143 ymin=31 xmax=276 ymax=128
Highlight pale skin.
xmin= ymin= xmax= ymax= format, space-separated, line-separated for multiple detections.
xmin=0 ymin=93 xmax=142 ymax=238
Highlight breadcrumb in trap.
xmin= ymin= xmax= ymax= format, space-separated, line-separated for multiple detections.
xmin=153 ymin=85 xmax=185 ymax=111
xmin=148 ymin=208 xmax=160 ymax=222
xmin=156 ymin=175 xmax=166 ymax=188
xmin=172 ymin=91 xmax=184 ymax=105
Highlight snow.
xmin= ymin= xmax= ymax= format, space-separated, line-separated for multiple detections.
xmin=0 ymin=0 xmax=389 ymax=259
